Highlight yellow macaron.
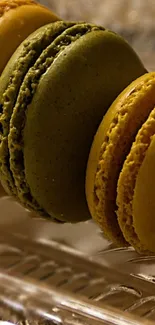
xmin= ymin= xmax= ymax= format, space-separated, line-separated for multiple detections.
xmin=0 ymin=0 xmax=59 ymax=75
xmin=117 ymin=73 xmax=155 ymax=253
xmin=86 ymin=72 xmax=155 ymax=251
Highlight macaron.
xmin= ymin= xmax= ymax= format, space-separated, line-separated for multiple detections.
xmin=86 ymin=72 xmax=155 ymax=251
xmin=117 ymin=72 xmax=155 ymax=253
xmin=0 ymin=0 xmax=59 ymax=75
xmin=0 ymin=21 xmax=146 ymax=223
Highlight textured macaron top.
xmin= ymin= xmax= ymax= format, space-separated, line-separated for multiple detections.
xmin=0 ymin=0 xmax=38 ymax=17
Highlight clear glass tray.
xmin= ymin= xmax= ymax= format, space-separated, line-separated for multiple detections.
xmin=0 ymin=196 xmax=155 ymax=325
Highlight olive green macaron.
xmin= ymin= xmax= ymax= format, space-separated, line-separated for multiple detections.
xmin=0 ymin=20 xmax=146 ymax=222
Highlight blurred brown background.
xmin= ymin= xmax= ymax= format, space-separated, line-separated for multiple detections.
xmin=39 ymin=0 xmax=155 ymax=71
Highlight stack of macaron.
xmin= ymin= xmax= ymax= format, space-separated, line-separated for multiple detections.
xmin=0 ymin=0 xmax=154 ymax=253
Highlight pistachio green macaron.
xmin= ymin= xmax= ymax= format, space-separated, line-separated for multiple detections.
xmin=0 ymin=20 xmax=146 ymax=222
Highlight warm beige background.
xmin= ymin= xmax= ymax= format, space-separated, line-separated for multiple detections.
xmin=40 ymin=0 xmax=155 ymax=71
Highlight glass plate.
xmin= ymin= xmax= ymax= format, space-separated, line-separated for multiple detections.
xmin=0 ymin=196 xmax=155 ymax=324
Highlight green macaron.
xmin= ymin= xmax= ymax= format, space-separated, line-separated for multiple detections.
xmin=0 ymin=20 xmax=146 ymax=222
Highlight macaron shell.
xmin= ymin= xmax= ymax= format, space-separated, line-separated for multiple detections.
xmin=133 ymin=134 xmax=155 ymax=252
xmin=0 ymin=21 xmax=65 ymax=100
xmin=0 ymin=21 xmax=74 ymax=217
xmin=86 ymin=83 xmax=135 ymax=246
xmin=117 ymin=72 xmax=155 ymax=252
xmin=23 ymin=29 xmax=146 ymax=222
xmin=0 ymin=3 xmax=59 ymax=75
xmin=0 ymin=24 xmax=52 ymax=196
xmin=0 ymin=0 xmax=37 ymax=12
xmin=8 ymin=22 xmax=81 ymax=215
xmin=86 ymin=83 xmax=131 ymax=218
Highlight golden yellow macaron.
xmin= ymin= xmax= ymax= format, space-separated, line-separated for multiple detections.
xmin=117 ymin=73 xmax=155 ymax=253
xmin=86 ymin=72 xmax=155 ymax=251
xmin=0 ymin=0 xmax=59 ymax=75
